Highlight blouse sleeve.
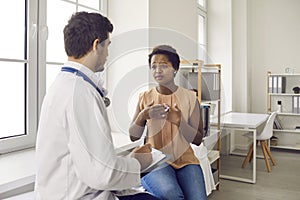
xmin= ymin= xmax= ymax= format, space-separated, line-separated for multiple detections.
xmin=138 ymin=92 xmax=146 ymax=111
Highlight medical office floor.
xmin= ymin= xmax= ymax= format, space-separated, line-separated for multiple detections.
xmin=208 ymin=149 xmax=300 ymax=200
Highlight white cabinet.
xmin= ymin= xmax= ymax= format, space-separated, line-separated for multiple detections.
xmin=267 ymin=72 xmax=300 ymax=150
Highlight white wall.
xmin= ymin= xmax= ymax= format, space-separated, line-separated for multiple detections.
xmin=232 ymin=0 xmax=249 ymax=112
xmin=229 ymin=0 xmax=300 ymax=114
xmin=230 ymin=0 xmax=300 ymax=150
xmin=209 ymin=0 xmax=300 ymax=115
xmin=207 ymin=0 xmax=232 ymax=114
xmin=107 ymin=0 xmax=150 ymax=133
xmin=149 ymin=0 xmax=198 ymax=60
xmin=248 ymin=0 xmax=300 ymax=113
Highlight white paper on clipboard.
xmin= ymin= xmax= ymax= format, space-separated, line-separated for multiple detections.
xmin=141 ymin=148 xmax=167 ymax=173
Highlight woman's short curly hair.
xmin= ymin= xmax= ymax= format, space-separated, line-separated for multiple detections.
xmin=148 ymin=45 xmax=180 ymax=71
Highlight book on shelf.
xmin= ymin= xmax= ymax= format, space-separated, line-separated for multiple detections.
xmin=272 ymin=76 xmax=277 ymax=93
xmin=268 ymin=75 xmax=286 ymax=93
xmin=277 ymin=76 xmax=286 ymax=93
xmin=292 ymin=96 xmax=300 ymax=113
xmin=268 ymin=76 xmax=273 ymax=93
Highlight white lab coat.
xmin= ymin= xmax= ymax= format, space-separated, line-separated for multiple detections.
xmin=35 ymin=61 xmax=141 ymax=200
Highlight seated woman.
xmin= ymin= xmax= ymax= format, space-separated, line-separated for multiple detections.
xmin=129 ymin=45 xmax=207 ymax=200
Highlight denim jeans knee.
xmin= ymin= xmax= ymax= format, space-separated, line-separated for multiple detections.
xmin=141 ymin=165 xmax=184 ymax=200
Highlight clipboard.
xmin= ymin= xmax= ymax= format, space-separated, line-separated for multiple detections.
xmin=141 ymin=148 xmax=168 ymax=173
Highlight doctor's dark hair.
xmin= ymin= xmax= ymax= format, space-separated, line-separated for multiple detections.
xmin=63 ymin=11 xmax=113 ymax=59
xmin=148 ymin=45 xmax=180 ymax=71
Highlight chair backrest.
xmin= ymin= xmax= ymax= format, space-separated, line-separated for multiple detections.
xmin=257 ymin=112 xmax=277 ymax=140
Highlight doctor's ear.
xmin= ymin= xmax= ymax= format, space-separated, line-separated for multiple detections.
xmin=93 ymin=38 xmax=105 ymax=49
xmin=92 ymin=39 xmax=100 ymax=50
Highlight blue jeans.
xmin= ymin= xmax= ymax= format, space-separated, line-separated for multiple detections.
xmin=141 ymin=164 xmax=207 ymax=200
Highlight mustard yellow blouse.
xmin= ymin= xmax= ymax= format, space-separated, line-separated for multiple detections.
xmin=138 ymin=86 xmax=200 ymax=169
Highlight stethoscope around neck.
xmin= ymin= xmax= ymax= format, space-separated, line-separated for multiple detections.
xmin=61 ymin=67 xmax=111 ymax=107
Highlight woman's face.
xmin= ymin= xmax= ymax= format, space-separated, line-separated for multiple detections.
xmin=150 ymin=54 xmax=176 ymax=86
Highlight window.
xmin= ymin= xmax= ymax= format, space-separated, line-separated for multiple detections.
xmin=45 ymin=0 xmax=107 ymax=90
xmin=0 ymin=0 xmax=106 ymax=154
xmin=197 ymin=0 xmax=207 ymax=62
xmin=0 ymin=0 xmax=38 ymax=153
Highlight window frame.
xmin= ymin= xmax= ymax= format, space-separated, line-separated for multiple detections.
xmin=197 ymin=0 xmax=207 ymax=63
xmin=0 ymin=0 xmax=38 ymax=154
xmin=0 ymin=0 xmax=107 ymax=154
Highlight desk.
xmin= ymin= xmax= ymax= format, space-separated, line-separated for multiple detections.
xmin=211 ymin=112 xmax=269 ymax=184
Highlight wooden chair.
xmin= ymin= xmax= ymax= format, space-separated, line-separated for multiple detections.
xmin=241 ymin=112 xmax=277 ymax=172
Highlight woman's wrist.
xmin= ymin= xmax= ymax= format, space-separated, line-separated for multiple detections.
xmin=136 ymin=110 xmax=148 ymax=126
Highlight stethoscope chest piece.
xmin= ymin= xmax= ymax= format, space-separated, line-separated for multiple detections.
xmin=103 ymin=97 xmax=111 ymax=107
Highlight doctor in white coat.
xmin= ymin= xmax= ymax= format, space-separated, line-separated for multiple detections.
xmin=35 ymin=12 xmax=159 ymax=200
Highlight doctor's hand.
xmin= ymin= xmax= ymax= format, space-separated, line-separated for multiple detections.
xmin=130 ymin=143 xmax=153 ymax=171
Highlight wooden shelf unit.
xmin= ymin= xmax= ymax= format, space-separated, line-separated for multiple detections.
xmin=179 ymin=60 xmax=222 ymax=190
